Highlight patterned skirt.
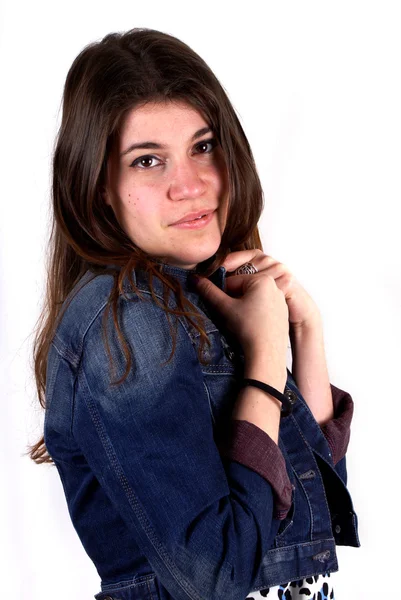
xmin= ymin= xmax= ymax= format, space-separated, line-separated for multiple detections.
xmin=246 ymin=572 xmax=334 ymax=599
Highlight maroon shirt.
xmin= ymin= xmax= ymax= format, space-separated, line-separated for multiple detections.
xmin=218 ymin=382 xmax=354 ymax=518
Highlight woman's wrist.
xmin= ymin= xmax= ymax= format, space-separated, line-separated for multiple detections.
xmin=243 ymin=350 xmax=287 ymax=393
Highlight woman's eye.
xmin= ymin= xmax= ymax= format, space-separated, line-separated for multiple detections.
xmin=194 ymin=137 xmax=218 ymax=154
xmin=129 ymin=138 xmax=218 ymax=170
xmin=130 ymin=155 xmax=161 ymax=169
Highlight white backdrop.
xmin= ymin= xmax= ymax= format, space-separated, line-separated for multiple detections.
xmin=1 ymin=2 xmax=400 ymax=599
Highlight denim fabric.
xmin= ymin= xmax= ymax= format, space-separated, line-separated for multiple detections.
xmin=44 ymin=262 xmax=360 ymax=600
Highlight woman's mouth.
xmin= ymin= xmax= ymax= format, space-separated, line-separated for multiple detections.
xmin=170 ymin=210 xmax=215 ymax=229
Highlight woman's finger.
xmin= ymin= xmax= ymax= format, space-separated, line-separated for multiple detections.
xmin=222 ymin=249 xmax=263 ymax=272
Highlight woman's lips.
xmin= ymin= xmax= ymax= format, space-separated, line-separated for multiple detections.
xmin=169 ymin=210 xmax=215 ymax=229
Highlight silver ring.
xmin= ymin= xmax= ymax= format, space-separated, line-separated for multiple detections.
xmin=234 ymin=262 xmax=259 ymax=275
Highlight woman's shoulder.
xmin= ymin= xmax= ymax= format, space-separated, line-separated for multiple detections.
xmin=51 ymin=268 xmax=192 ymax=369
xmin=53 ymin=270 xmax=114 ymax=338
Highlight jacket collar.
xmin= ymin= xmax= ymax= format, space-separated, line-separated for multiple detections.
xmin=122 ymin=260 xmax=228 ymax=295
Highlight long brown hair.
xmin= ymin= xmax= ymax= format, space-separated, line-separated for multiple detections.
xmin=27 ymin=27 xmax=264 ymax=465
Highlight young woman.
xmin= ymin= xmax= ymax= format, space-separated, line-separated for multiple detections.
xmin=28 ymin=28 xmax=360 ymax=600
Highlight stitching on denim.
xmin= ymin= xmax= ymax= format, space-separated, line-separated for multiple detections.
xmin=45 ymin=347 xmax=78 ymax=437
xmin=54 ymin=295 xmax=111 ymax=368
xmin=202 ymin=380 xmax=216 ymax=425
xmin=287 ymin=382 xmax=333 ymax=462
xmin=80 ymin=366 xmax=202 ymax=600
xmin=321 ymin=429 xmax=336 ymax=464
xmin=287 ymin=419 xmax=317 ymax=538
xmin=289 ymin=397 xmax=334 ymax=489
xmin=45 ymin=344 xmax=61 ymax=410
xmin=290 ymin=417 xmax=333 ymax=541
xmin=275 ymin=491 xmax=295 ymax=539
xmin=57 ymin=275 xmax=219 ymax=370
xmin=102 ymin=575 xmax=153 ymax=591
xmin=267 ymin=538 xmax=335 ymax=553
xmin=53 ymin=333 xmax=78 ymax=366
xmin=202 ymin=366 xmax=236 ymax=374
xmin=123 ymin=284 xmax=217 ymax=336
xmin=146 ymin=576 xmax=155 ymax=600
xmin=311 ymin=449 xmax=353 ymax=541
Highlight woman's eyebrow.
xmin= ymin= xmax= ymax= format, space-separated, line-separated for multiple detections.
xmin=120 ymin=126 xmax=213 ymax=158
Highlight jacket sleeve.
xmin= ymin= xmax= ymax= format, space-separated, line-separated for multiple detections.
xmin=72 ymin=301 xmax=291 ymax=600
xmin=320 ymin=383 xmax=354 ymax=465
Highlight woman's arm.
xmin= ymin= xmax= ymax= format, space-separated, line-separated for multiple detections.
xmin=63 ymin=300 xmax=288 ymax=600
xmin=289 ymin=316 xmax=354 ymax=466
xmin=289 ymin=316 xmax=334 ymax=426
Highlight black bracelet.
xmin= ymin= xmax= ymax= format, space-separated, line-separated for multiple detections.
xmin=239 ymin=378 xmax=296 ymax=417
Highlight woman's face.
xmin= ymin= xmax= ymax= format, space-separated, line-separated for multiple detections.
xmin=104 ymin=100 xmax=229 ymax=269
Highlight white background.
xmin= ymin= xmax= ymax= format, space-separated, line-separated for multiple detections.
xmin=1 ymin=2 xmax=400 ymax=599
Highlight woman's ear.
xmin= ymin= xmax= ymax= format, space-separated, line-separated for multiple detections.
xmin=100 ymin=185 xmax=113 ymax=208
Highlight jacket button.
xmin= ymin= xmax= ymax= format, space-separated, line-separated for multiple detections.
xmin=335 ymin=524 xmax=341 ymax=534
xmin=225 ymin=347 xmax=235 ymax=361
xmin=284 ymin=390 xmax=297 ymax=405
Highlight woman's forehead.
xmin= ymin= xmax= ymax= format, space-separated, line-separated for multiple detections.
xmin=118 ymin=100 xmax=209 ymax=143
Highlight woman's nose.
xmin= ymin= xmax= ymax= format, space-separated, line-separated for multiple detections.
xmin=168 ymin=159 xmax=207 ymax=201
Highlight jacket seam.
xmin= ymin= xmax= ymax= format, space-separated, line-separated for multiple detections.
xmin=202 ymin=380 xmax=216 ymax=425
xmin=53 ymin=298 xmax=111 ymax=369
xmin=57 ymin=283 xmax=214 ymax=369
xmin=288 ymin=384 xmax=334 ymax=464
xmin=289 ymin=416 xmax=333 ymax=541
xmin=79 ymin=363 xmax=204 ymax=600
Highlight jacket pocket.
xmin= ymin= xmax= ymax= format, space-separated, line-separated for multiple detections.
xmin=94 ymin=573 xmax=159 ymax=600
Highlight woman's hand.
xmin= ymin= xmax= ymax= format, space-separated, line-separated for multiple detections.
xmin=192 ymin=261 xmax=289 ymax=372
xmin=222 ymin=249 xmax=321 ymax=330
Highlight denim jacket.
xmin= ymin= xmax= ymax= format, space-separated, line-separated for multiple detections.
xmin=44 ymin=262 xmax=360 ymax=600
